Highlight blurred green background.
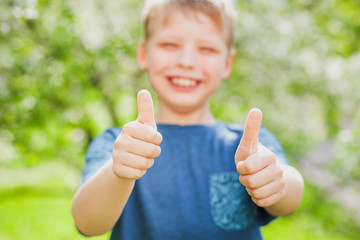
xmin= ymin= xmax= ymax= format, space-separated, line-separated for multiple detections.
xmin=1 ymin=0 xmax=360 ymax=239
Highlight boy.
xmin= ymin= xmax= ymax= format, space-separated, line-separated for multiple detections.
xmin=71 ymin=0 xmax=304 ymax=239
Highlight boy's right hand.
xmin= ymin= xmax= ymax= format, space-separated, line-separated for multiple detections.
xmin=112 ymin=89 xmax=162 ymax=180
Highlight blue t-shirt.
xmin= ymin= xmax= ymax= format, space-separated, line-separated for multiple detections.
xmin=82 ymin=121 xmax=288 ymax=240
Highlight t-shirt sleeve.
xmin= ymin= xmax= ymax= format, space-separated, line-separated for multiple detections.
xmin=259 ymin=127 xmax=288 ymax=165
xmin=81 ymin=127 xmax=121 ymax=184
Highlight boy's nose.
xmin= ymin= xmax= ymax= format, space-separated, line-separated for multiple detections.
xmin=176 ymin=45 xmax=196 ymax=69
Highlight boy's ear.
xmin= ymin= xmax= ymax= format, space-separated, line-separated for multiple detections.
xmin=137 ymin=40 xmax=148 ymax=70
xmin=221 ymin=48 xmax=236 ymax=80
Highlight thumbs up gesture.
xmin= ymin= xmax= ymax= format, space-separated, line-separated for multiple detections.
xmin=112 ymin=90 xmax=162 ymax=180
xmin=235 ymin=109 xmax=285 ymax=208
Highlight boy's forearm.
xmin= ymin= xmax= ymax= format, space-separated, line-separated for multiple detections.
xmin=264 ymin=164 xmax=304 ymax=216
xmin=71 ymin=160 xmax=135 ymax=236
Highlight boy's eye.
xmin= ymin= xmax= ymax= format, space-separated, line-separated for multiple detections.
xmin=160 ymin=42 xmax=178 ymax=50
xmin=200 ymin=47 xmax=218 ymax=54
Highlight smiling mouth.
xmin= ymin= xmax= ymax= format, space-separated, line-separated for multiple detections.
xmin=168 ymin=77 xmax=200 ymax=88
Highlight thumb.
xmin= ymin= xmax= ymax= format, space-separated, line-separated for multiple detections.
xmin=235 ymin=108 xmax=262 ymax=164
xmin=137 ymin=89 xmax=157 ymax=129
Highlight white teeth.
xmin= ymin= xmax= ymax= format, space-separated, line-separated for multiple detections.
xmin=171 ymin=78 xmax=197 ymax=87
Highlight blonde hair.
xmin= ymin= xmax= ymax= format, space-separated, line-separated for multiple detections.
xmin=142 ymin=0 xmax=237 ymax=48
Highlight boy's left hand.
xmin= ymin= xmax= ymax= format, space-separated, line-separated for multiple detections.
xmin=235 ymin=109 xmax=285 ymax=208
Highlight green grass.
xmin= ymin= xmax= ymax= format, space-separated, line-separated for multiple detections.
xmin=0 ymin=164 xmax=359 ymax=239
xmin=0 ymin=163 xmax=111 ymax=240
xmin=0 ymin=186 xmax=110 ymax=240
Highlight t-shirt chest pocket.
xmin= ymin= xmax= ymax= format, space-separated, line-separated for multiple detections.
xmin=209 ymin=172 xmax=258 ymax=231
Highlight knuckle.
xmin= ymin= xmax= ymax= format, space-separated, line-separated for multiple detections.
xmin=252 ymin=197 xmax=261 ymax=206
xmin=146 ymin=146 xmax=156 ymax=157
xmin=268 ymin=153 xmax=276 ymax=163
xmin=147 ymin=145 xmax=161 ymax=157
xmin=147 ymin=130 xmax=158 ymax=143
xmin=253 ymin=197 xmax=269 ymax=207
xmin=158 ymin=133 xmax=163 ymax=144
xmin=122 ymin=123 xmax=134 ymax=133
xmin=112 ymin=150 xmax=118 ymax=161
xmin=138 ymin=160 xmax=148 ymax=170
xmin=154 ymin=146 xmax=161 ymax=157
xmin=147 ymin=130 xmax=162 ymax=145
xmin=133 ymin=169 xmax=146 ymax=179
xmin=278 ymin=167 xmax=284 ymax=177
xmin=245 ymin=187 xmax=253 ymax=196
xmin=115 ymin=131 xmax=135 ymax=150
xmin=243 ymin=162 xmax=253 ymax=174
xmin=251 ymin=189 xmax=261 ymax=199
xmin=239 ymin=176 xmax=245 ymax=185
xmin=280 ymin=181 xmax=285 ymax=190
xmin=114 ymin=138 xmax=120 ymax=148
xmin=275 ymin=166 xmax=284 ymax=179
xmin=113 ymin=164 xmax=126 ymax=178
xmin=112 ymin=162 xmax=146 ymax=180
xmin=255 ymin=199 xmax=266 ymax=207
xmin=247 ymin=177 xmax=257 ymax=188
xmin=139 ymin=158 xmax=154 ymax=170
xmin=147 ymin=159 xmax=155 ymax=168
xmin=112 ymin=162 xmax=120 ymax=174
xmin=114 ymin=138 xmax=125 ymax=150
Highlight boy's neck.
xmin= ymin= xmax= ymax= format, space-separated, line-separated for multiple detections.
xmin=155 ymin=103 xmax=216 ymax=125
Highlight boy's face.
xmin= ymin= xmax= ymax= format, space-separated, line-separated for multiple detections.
xmin=137 ymin=7 xmax=234 ymax=113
